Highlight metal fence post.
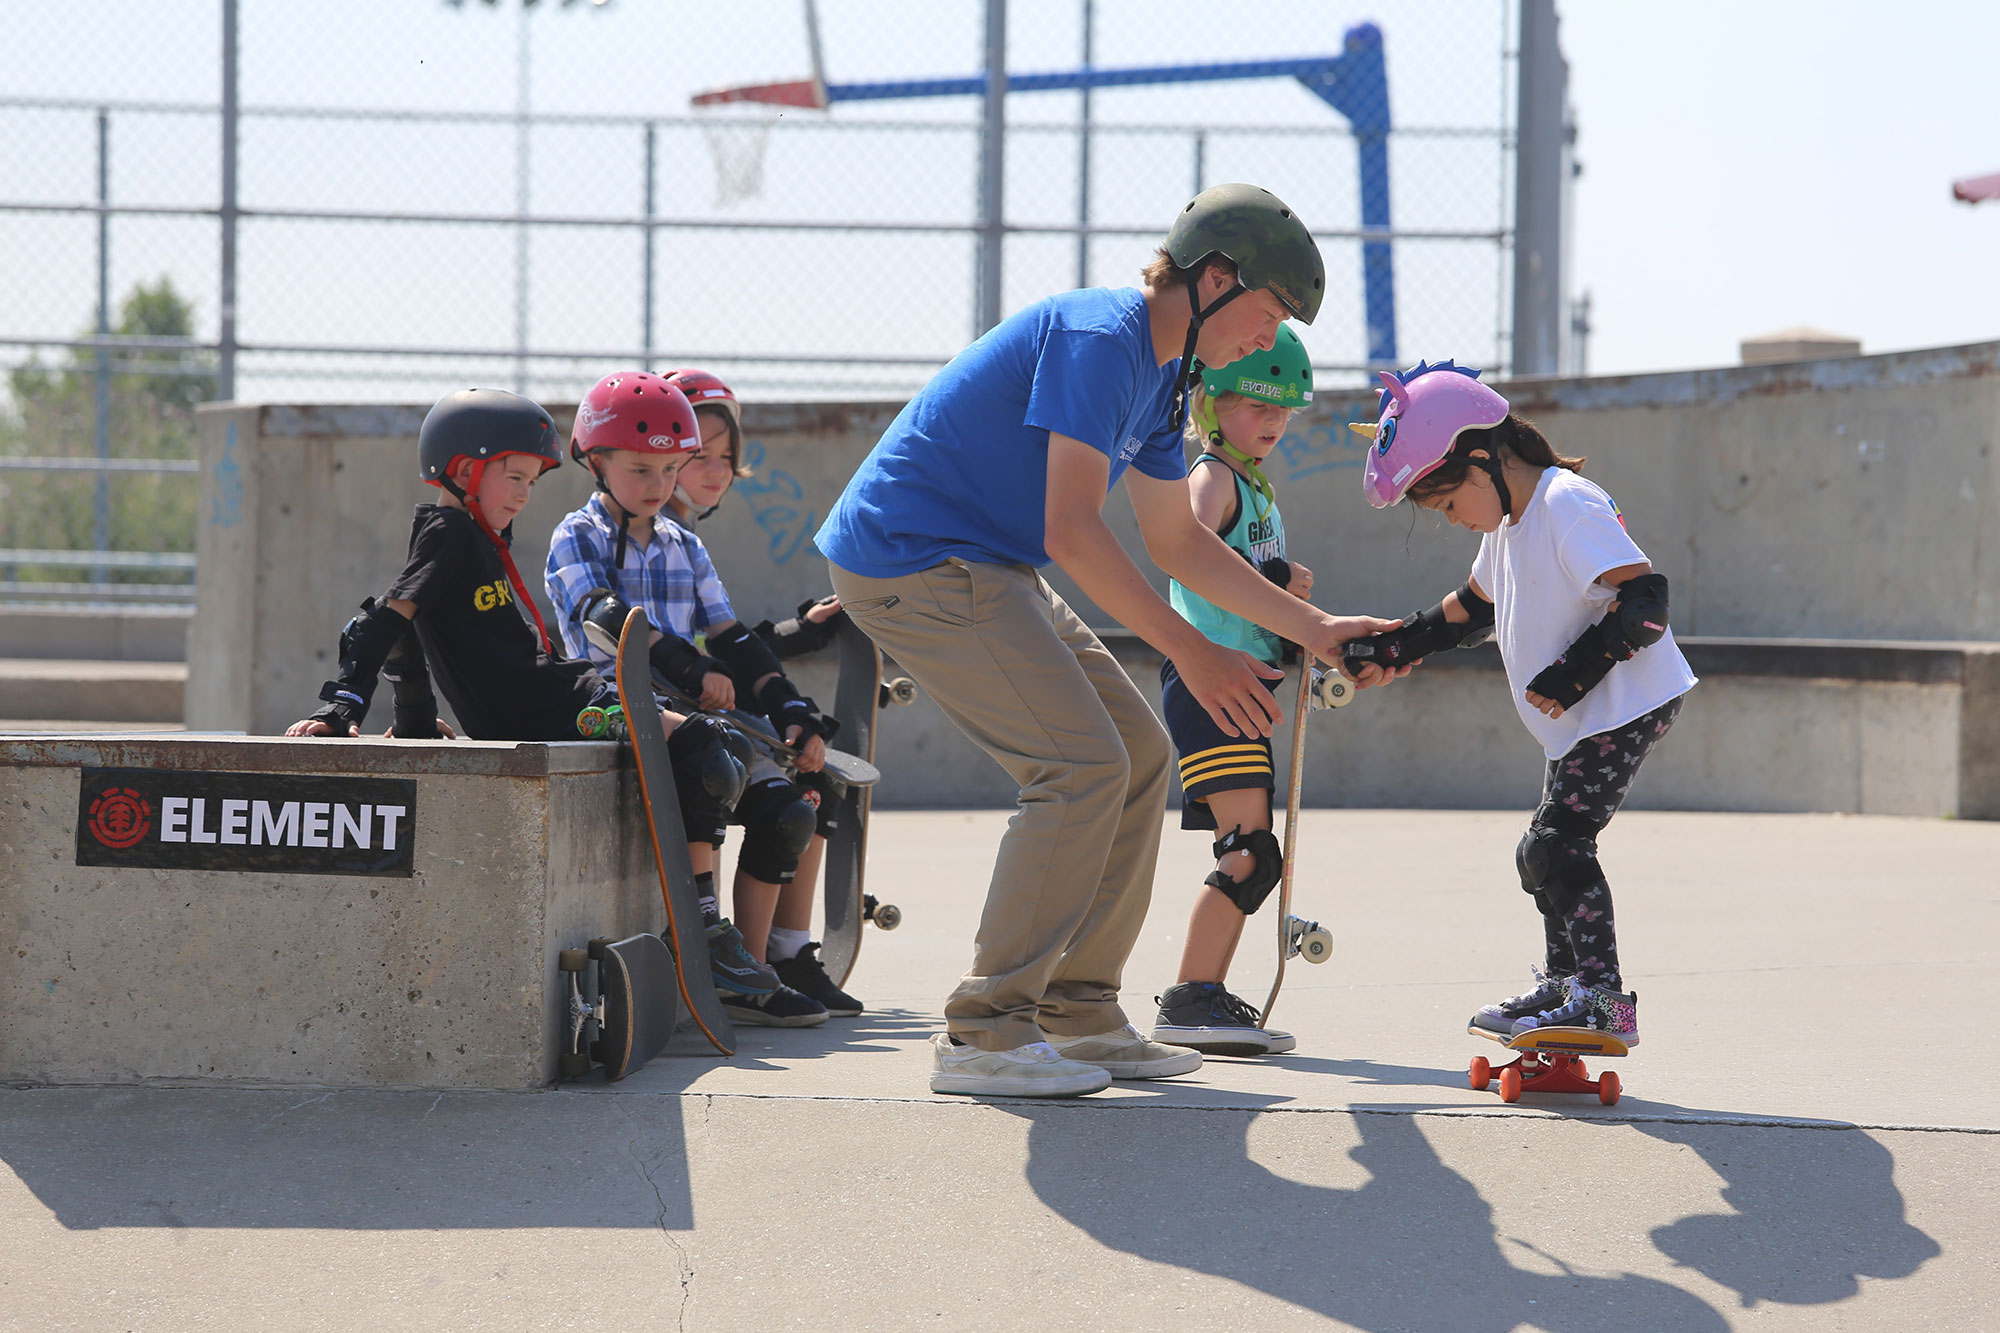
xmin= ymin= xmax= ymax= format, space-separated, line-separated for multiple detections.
xmin=218 ymin=0 xmax=237 ymax=403
xmin=1075 ymin=0 xmax=1092 ymax=291
xmin=94 ymin=108 xmax=112 ymax=586
xmin=513 ymin=2 xmax=531 ymax=393
xmin=642 ymin=121 xmax=657 ymax=370
xmin=974 ymin=0 xmax=1007 ymax=336
xmin=1511 ymin=0 xmax=1568 ymax=377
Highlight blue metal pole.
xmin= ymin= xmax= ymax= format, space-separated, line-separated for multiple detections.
xmin=1298 ymin=23 xmax=1395 ymax=365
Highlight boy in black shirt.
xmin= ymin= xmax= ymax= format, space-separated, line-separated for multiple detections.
xmin=285 ymin=388 xmax=780 ymax=998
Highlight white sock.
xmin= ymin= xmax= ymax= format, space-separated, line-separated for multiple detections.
xmin=766 ymin=927 xmax=811 ymax=962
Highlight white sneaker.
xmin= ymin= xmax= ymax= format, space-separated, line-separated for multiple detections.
xmin=1264 ymin=1029 xmax=1298 ymax=1054
xmin=1046 ymin=1024 xmax=1203 ymax=1079
xmin=929 ymin=1035 xmax=1112 ymax=1098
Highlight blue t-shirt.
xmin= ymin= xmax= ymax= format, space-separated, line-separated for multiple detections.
xmin=815 ymin=287 xmax=1188 ymax=577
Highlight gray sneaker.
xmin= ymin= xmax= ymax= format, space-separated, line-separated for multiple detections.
xmin=929 ymin=1035 xmax=1112 ymax=1098
xmin=1470 ymin=964 xmax=1571 ymax=1037
xmin=1152 ymin=981 xmax=1291 ymax=1058
xmin=705 ymin=918 xmax=779 ymax=997
xmin=1046 ymin=1024 xmax=1203 ymax=1079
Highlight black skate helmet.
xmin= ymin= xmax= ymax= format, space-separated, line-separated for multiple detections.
xmin=418 ymin=388 xmax=561 ymax=497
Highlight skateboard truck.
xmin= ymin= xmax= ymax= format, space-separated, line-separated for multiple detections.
xmin=1468 ymin=1026 xmax=1625 ymax=1106
xmin=1283 ymin=914 xmax=1332 ymax=964
xmin=863 ymin=893 xmax=901 ymax=931
xmin=559 ymin=944 xmax=604 ymax=1080
xmin=1308 ymin=666 xmax=1354 ymax=711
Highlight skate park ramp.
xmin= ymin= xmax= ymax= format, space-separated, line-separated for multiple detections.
xmin=2 ymin=809 xmax=1993 ymax=1329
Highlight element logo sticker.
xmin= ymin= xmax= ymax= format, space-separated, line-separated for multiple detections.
xmin=87 ymin=786 xmax=152 ymax=849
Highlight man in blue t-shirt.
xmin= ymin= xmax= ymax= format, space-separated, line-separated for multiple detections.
xmin=817 ymin=184 xmax=1404 ymax=1099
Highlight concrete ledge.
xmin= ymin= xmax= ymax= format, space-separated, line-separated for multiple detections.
xmin=0 ymin=735 xmax=657 ymax=1090
xmin=0 ymin=607 xmax=191 ymax=662
xmin=0 ymin=659 xmax=185 ymax=723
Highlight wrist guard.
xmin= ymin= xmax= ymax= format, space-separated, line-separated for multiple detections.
xmin=707 ymin=619 xmax=785 ymax=690
xmin=1524 ymin=573 xmax=1670 ymax=708
xmin=310 ymin=597 xmax=409 ymax=733
xmin=1341 ymin=582 xmax=1495 ymax=673
xmin=756 ymin=674 xmax=833 ymax=744
xmin=1257 ymin=556 xmax=1293 ymax=590
xmin=648 ymin=633 xmax=725 ymax=698
xmin=756 ymin=597 xmax=843 ymax=659
xmin=381 ymin=617 xmax=438 ymax=738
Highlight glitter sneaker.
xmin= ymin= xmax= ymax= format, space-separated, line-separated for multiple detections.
xmin=1510 ymin=975 xmax=1640 ymax=1046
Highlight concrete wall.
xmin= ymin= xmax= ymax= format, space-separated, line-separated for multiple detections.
xmin=0 ymin=735 xmax=660 ymax=1090
xmin=189 ymin=340 xmax=2000 ymax=808
xmin=805 ymin=638 xmax=2000 ymax=819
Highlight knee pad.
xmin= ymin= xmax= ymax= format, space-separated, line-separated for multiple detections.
xmin=667 ymin=716 xmax=749 ymax=822
xmin=734 ymin=780 xmax=817 ymax=883
xmin=1203 ymin=826 xmax=1283 ymax=915
xmin=1517 ymin=824 xmax=1601 ymax=901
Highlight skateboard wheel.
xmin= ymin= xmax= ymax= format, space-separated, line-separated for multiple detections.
xmin=1498 ymin=1066 xmax=1522 ymax=1103
xmin=888 ymin=677 xmax=918 ymax=705
xmin=874 ymin=902 xmax=902 ymax=931
xmin=559 ymin=1052 xmax=591 ymax=1079
xmin=587 ymin=937 xmax=614 ymax=961
xmin=1300 ymin=928 xmax=1333 ymax=964
xmin=1468 ymin=1056 xmax=1491 ymax=1091
xmin=1598 ymin=1071 xmax=1620 ymax=1106
xmin=558 ymin=948 xmax=588 ymax=973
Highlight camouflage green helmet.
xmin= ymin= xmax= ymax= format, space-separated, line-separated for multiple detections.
xmin=1201 ymin=324 xmax=1314 ymax=408
xmin=1166 ymin=183 xmax=1326 ymax=325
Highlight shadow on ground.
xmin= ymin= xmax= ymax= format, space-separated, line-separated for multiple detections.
xmin=1000 ymin=1078 xmax=1941 ymax=1330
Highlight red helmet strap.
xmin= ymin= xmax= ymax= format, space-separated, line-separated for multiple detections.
xmin=456 ymin=455 xmax=554 ymax=655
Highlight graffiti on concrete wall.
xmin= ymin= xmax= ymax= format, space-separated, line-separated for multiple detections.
xmin=736 ymin=438 xmax=821 ymax=566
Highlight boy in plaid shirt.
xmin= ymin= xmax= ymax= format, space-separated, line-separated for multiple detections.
xmin=547 ymin=370 xmax=840 ymax=1027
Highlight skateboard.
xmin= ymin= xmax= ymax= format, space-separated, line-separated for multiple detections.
xmin=558 ymin=933 xmax=679 ymax=1081
xmin=821 ymin=616 xmax=899 ymax=989
xmin=1468 ymin=1025 xmax=1626 ymax=1106
xmin=1257 ymin=663 xmax=1348 ymax=1029
xmin=578 ymin=618 xmax=881 ymax=788
xmin=613 ymin=608 xmax=735 ymax=1056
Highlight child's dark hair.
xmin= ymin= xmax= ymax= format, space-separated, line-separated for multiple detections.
xmin=1404 ymin=412 xmax=1584 ymax=503
xmin=693 ymin=402 xmax=753 ymax=480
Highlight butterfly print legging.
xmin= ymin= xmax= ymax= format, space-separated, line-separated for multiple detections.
xmin=1529 ymin=694 xmax=1684 ymax=989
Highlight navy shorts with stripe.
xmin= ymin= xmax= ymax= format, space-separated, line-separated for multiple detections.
xmin=1161 ymin=657 xmax=1281 ymax=831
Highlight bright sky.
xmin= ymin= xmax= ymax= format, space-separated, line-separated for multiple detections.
xmin=4 ymin=0 xmax=1997 ymax=395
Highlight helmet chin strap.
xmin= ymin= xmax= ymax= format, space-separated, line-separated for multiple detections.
xmin=1195 ymin=396 xmax=1274 ymax=522
xmin=590 ymin=466 xmax=641 ymax=572
xmin=1171 ymin=279 xmax=1247 ymax=431
xmin=445 ymin=459 xmax=554 ymax=654
xmin=1471 ymin=451 xmax=1513 ymax=520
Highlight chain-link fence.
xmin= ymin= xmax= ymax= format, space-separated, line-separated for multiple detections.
xmin=1 ymin=0 xmax=1549 ymax=608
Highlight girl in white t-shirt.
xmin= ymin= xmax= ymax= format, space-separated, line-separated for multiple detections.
xmin=1345 ymin=361 xmax=1696 ymax=1044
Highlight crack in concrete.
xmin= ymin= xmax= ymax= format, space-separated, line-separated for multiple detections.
xmin=614 ymin=1099 xmax=694 ymax=1330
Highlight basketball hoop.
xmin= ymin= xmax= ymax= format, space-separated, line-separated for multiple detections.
xmin=697 ymin=107 xmax=780 ymax=208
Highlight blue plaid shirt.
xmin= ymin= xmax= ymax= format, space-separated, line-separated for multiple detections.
xmin=545 ymin=493 xmax=736 ymax=669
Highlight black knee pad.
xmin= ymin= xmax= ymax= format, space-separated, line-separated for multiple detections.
xmin=1203 ymin=826 xmax=1283 ymax=915
xmin=735 ymin=779 xmax=817 ymax=883
xmin=1517 ymin=823 xmax=1601 ymax=904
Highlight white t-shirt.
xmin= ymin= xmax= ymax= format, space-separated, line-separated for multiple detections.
xmin=1471 ymin=468 xmax=1697 ymax=759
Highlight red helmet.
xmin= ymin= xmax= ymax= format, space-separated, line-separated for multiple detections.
xmin=663 ymin=367 xmax=740 ymax=431
xmin=570 ymin=371 xmax=700 ymax=466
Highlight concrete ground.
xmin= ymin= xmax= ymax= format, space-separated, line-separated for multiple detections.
xmin=3 ymin=809 xmax=1995 ymax=1330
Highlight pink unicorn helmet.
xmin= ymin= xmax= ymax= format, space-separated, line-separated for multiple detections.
xmin=1353 ymin=360 xmax=1510 ymax=508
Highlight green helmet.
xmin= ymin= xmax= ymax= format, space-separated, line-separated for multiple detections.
xmin=1201 ymin=325 xmax=1314 ymax=408
xmin=1166 ymin=183 xmax=1325 ymax=325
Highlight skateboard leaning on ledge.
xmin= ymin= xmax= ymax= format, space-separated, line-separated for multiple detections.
xmin=560 ymin=934 xmax=679 ymax=1081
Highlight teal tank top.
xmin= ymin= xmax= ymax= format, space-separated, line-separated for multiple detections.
xmin=1169 ymin=455 xmax=1286 ymax=665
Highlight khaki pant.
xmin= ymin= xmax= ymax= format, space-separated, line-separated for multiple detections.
xmin=830 ymin=558 xmax=1172 ymax=1051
